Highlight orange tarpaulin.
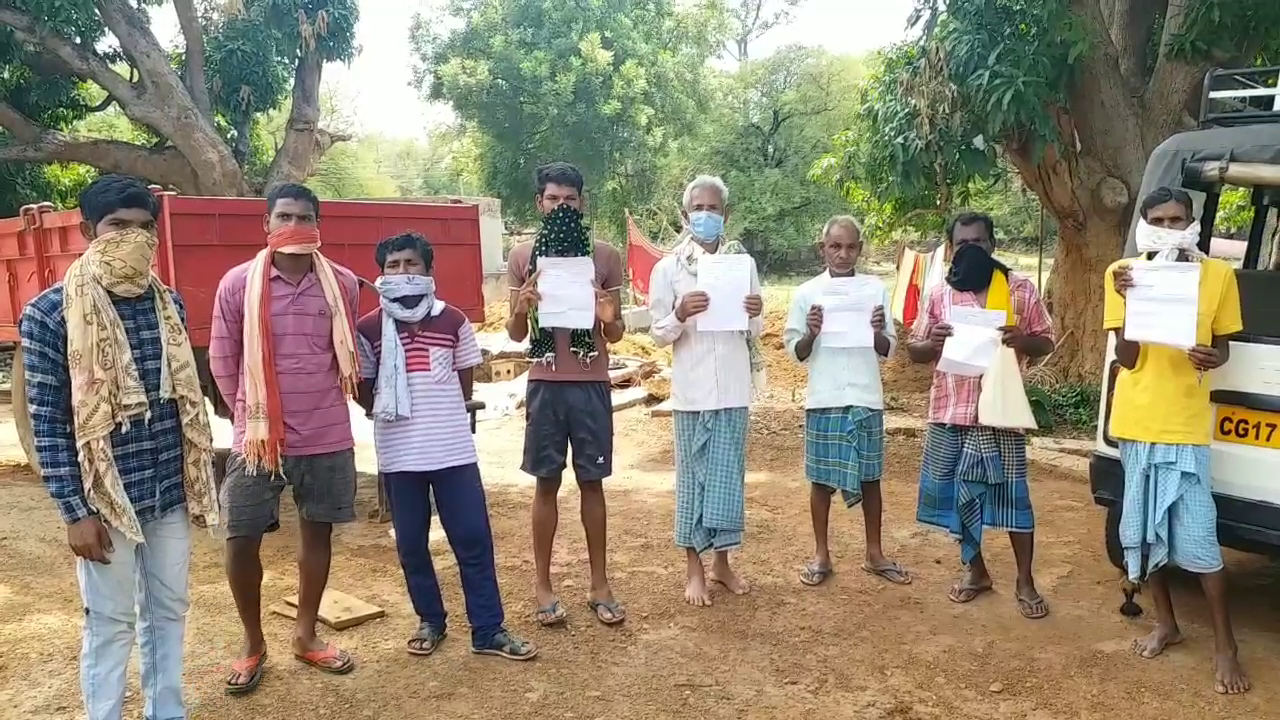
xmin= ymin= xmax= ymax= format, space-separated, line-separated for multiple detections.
xmin=625 ymin=211 xmax=667 ymax=302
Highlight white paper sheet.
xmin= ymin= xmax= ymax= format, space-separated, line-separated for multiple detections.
xmin=948 ymin=306 xmax=1008 ymax=330
xmin=1123 ymin=261 xmax=1200 ymax=349
xmin=695 ymin=254 xmax=752 ymax=332
xmin=535 ymin=256 xmax=596 ymax=330
xmin=937 ymin=324 xmax=1002 ymax=377
xmin=818 ymin=276 xmax=879 ymax=348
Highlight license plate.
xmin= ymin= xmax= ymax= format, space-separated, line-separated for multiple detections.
xmin=1214 ymin=406 xmax=1280 ymax=450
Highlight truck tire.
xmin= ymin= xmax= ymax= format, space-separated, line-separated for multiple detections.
xmin=1104 ymin=502 xmax=1125 ymax=571
xmin=11 ymin=346 xmax=42 ymax=476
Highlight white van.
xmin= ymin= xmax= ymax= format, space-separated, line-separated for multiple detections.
xmin=1090 ymin=68 xmax=1280 ymax=608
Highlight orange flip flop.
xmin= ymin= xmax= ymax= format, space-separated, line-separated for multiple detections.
xmin=294 ymin=643 xmax=355 ymax=675
xmin=225 ymin=651 xmax=267 ymax=695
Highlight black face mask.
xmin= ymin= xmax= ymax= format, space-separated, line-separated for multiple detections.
xmin=946 ymin=243 xmax=1009 ymax=293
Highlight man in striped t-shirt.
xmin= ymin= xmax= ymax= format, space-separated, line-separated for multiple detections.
xmin=356 ymin=231 xmax=535 ymax=661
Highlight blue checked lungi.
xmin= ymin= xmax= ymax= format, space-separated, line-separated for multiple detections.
xmin=673 ymin=407 xmax=749 ymax=554
xmin=805 ymin=406 xmax=885 ymax=508
xmin=916 ymin=423 xmax=1035 ymax=564
xmin=1118 ymin=441 xmax=1222 ymax=581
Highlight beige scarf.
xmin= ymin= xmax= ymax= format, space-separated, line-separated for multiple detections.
xmin=63 ymin=228 xmax=217 ymax=542
xmin=241 ymin=225 xmax=359 ymax=475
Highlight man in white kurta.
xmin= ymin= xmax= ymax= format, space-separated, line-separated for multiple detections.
xmin=648 ymin=175 xmax=764 ymax=607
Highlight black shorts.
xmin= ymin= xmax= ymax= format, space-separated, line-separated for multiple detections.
xmin=522 ymin=380 xmax=613 ymax=482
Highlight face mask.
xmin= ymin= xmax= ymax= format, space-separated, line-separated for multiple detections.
xmin=946 ymin=243 xmax=1007 ymax=293
xmin=688 ymin=210 xmax=724 ymax=241
xmin=1135 ymin=219 xmax=1204 ymax=262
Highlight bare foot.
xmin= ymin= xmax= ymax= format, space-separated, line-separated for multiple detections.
xmin=709 ymin=560 xmax=750 ymax=595
xmin=1132 ymin=626 xmax=1183 ymax=659
xmin=685 ymin=572 xmax=713 ymax=607
xmin=1214 ymin=652 xmax=1251 ymax=695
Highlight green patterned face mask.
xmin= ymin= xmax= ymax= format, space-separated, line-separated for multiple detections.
xmin=527 ymin=203 xmax=597 ymax=364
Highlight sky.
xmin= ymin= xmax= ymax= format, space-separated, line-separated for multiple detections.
xmin=149 ymin=0 xmax=916 ymax=139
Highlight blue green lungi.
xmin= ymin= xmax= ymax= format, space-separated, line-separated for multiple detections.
xmin=1118 ymin=441 xmax=1222 ymax=581
xmin=916 ymin=423 xmax=1034 ymax=565
xmin=804 ymin=406 xmax=885 ymax=508
xmin=673 ymin=407 xmax=749 ymax=554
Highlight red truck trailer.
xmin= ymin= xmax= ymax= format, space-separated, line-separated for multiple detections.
xmin=0 ymin=191 xmax=487 ymax=474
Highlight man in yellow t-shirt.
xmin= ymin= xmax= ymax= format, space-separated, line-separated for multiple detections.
xmin=1102 ymin=186 xmax=1249 ymax=695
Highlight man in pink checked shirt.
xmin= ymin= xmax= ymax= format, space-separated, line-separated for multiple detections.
xmin=209 ymin=182 xmax=361 ymax=695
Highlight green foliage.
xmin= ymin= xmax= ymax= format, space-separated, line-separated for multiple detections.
xmin=414 ymin=0 xmax=727 ymax=239
xmin=815 ymin=0 xmax=1086 ymax=236
xmin=683 ymin=46 xmax=862 ymax=272
xmin=1026 ymin=381 xmax=1099 ymax=432
xmin=2 ymin=1 xmax=360 ymax=200
xmin=1215 ymin=186 xmax=1254 ymax=239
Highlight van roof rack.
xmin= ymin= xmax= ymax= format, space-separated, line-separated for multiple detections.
xmin=1199 ymin=66 xmax=1280 ymax=128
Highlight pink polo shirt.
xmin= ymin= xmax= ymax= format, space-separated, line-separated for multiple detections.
xmin=210 ymin=258 xmax=360 ymax=456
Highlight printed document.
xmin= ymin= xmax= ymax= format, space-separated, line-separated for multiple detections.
xmin=536 ymin=256 xmax=596 ymax=330
xmin=1123 ymin=261 xmax=1200 ymax=349
xmin=818 ymin=276 xmax=878 ymax=348
xmin=695 ymin=254 xmax=752 ymax=332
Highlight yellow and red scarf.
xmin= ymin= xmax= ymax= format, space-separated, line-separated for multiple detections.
xmin=241 ymin=225 xmax=359 ymax=474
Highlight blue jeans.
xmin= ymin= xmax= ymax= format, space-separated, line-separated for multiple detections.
xmin=385 ymin=463 xmax=505 ymax=646
xmin=76 ymin=506 xmax=190 ymax=720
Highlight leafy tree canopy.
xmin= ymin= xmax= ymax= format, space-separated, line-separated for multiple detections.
xmin=0 ymin=0 xmax=360 ymax=202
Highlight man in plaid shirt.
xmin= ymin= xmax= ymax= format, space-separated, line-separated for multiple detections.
xmin=20 ymin=175 xmax=196 ymax=720
xmin=907 ymin=212 xmax=1055 ymax=620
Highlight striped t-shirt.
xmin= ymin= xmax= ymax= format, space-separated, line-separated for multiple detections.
xmin=356 ymin=303 xmax=482 ymax=473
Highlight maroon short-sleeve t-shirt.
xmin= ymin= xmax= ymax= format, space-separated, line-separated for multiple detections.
xmin=506 ymin=240 xmax=623 ymax=382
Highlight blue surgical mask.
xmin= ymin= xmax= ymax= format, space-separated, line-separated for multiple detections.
xmin=688 ymin=211 xmax=724 ymax=241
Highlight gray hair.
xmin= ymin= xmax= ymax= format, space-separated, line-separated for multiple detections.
xmin=682 ymin=175 xmax=729 ymax=211
xmin=821 ymin=215 xmax=863 ymax=242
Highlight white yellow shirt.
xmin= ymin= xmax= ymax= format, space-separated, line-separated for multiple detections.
xmin=784 ymin=271 xmax=895 ymax=411
xmin=648 ymin=250 xmax=763 ymax=412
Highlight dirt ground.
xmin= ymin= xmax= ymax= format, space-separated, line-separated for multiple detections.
xmin=1 ymin=405 xmax=1279 ymax=720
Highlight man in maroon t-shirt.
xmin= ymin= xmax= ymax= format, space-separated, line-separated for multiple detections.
xmin=506 ymin=162 xmax=627 ymax=627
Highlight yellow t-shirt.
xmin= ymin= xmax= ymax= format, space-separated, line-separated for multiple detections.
xmin=1102 ymin=257 xmax=1243 ymax=445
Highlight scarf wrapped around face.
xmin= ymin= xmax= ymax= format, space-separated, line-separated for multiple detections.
xmin=373 ymin=274 xmax=444 ymax=422
xmin=946 ymin=244 xmax=1014 ymax=324
xmin=528 ymin=204 xmax=597 ymax=364
xmin=63 ymin=228 xmax=218 ymax=542
xmin=1135 ymin=219 xmax=1205 ymax=262
xmin=673 ymin=232 xmax=767 ymax=396
xmin=241 ymin=225 xmax=359 ymax=474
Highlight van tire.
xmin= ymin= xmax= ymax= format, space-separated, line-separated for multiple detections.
xmin=1104 ymin=503 xmax=1125 ymax=571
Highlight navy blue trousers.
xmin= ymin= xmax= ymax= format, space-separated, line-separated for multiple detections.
xmin=384 ymin=463 xmax=504 ymax=646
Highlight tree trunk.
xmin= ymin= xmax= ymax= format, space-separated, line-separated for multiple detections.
xmin=264 ymin=52 xmax=327 ymax=187
xmin=1043 ymin=213 xmax=1126 ymax=382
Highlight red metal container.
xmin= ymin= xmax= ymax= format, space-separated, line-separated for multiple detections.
xmin=0 ymin=192 xmax=487 ymax=345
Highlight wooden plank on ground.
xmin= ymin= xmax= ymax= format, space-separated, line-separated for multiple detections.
xmin=278 ymin=590 xmax=385 ymax=630
xmin=611 ymin=386 xmax=651 ymax=413
xmin=649 ymin=399 xmax=673 ymax=417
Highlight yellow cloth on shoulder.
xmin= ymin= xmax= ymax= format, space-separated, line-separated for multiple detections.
xmin=986 ymin=267 xmax=1014 ymax=325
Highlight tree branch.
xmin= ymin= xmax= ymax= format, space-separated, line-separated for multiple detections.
xmin=172 ymin=0 xmax=214 ymax=119
xmin=1107 ymin=0 xmax=1165 ymax=87
xmin=0 ymin=101 xmax=198 ymax=189
xmin=1143 ymin=0 xmax=1201 ymax=140
xmin=0 ymin=7 xmax=136 ymax=102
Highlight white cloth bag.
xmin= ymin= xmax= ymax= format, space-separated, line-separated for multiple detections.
xmin=977 ymin=345 xmax=1038 ymax=430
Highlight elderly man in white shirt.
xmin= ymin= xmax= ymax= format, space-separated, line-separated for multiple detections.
xmin=784 ymin=216 xmax=912 ymax=588
xmin=648 ymin=175 xmax=764 ymax=607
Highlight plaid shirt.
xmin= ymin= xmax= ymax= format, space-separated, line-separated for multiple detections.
xmin=909 ymin=274 xmax=1053 ymax=426
xmin=19 ymin=283 xmax=189 ymax=525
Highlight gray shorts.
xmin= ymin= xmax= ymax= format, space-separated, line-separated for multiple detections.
xmin=219 ymin=449 xmax=357 ymax=539
xmin=521 ymin=380 xmax=613 ymax=481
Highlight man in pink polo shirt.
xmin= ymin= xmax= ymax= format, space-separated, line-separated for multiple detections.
xmin=210 ymin=183 xmax=361 ymax=694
